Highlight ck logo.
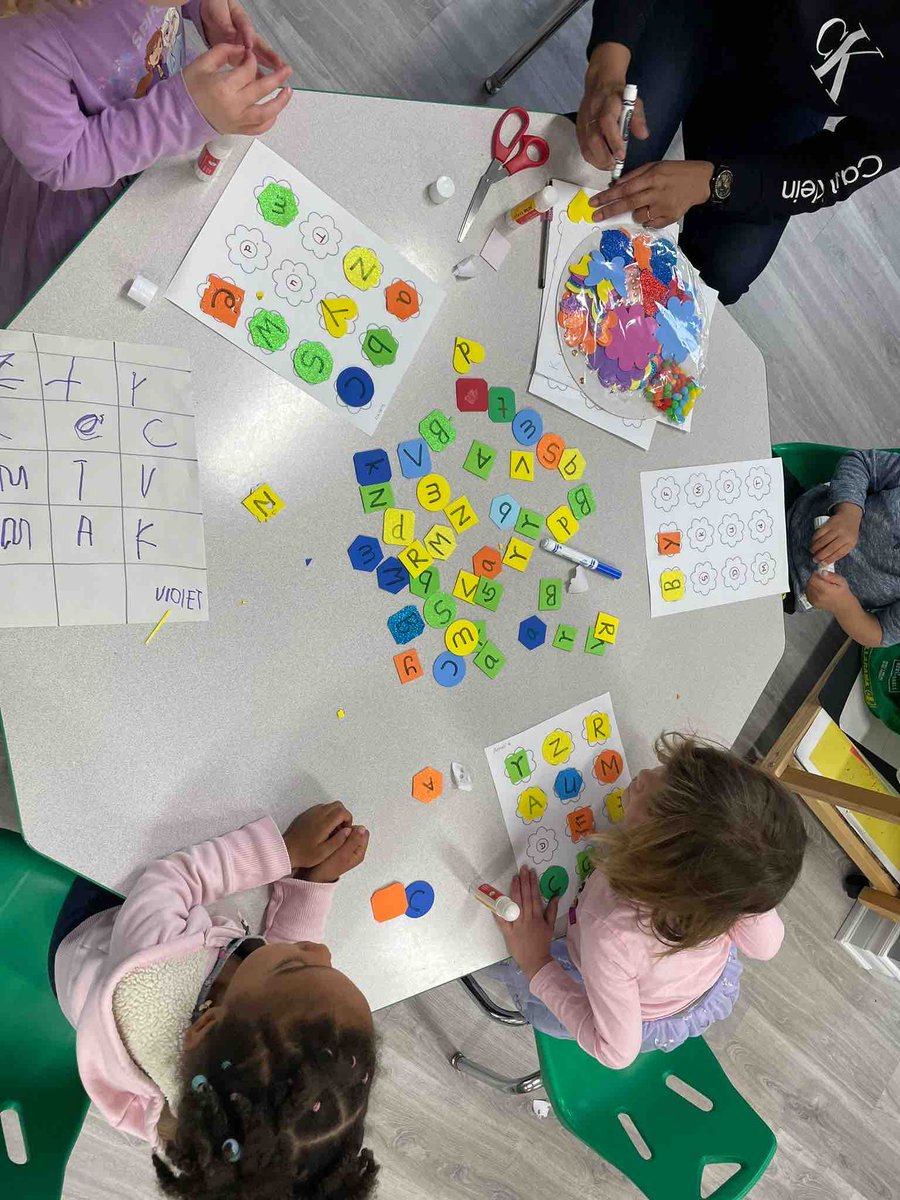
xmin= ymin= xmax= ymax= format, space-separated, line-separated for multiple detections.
xmin=812 ymin=18 xmax=884 ymax=103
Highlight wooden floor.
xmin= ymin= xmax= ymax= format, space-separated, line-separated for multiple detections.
xmin=4 ymin=2 xmax=900 ymax=1196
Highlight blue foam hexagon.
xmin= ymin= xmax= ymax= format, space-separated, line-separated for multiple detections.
xmin=347 ymin=534 xmax=383 ymax=572
xmin=376 ymin=556 xmax=410 ymax=594
xmin=387 ymin=604 xmax=425 ymax=645
xmin=554 ymin=767 xmax=584 ymax=803
xmin=490 ymin=493 xmax=521 ymax=530
xmin=518 ymin=615 xmax=547 ymax=650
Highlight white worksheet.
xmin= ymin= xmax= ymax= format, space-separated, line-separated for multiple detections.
xmin=0 ymin=330 xmax=207 ymax=629
xmin=167 ymin=140 xmax=444 ymax=435
xmin=640 ymin=457 xmax=788 ymax=618
xmin=485 ymin=693 xmax=632 ymax=915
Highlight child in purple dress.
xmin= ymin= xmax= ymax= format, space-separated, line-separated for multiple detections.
xmin=0 ymin=0 xmax=292 ymax=324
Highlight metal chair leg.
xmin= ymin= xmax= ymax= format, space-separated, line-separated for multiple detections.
xmin=450 ymin=1051 xmax=544 ymax=1094
xmin=459 ymin=974 xmax=527 ymax=1025
xmin=483 ymin=0 xmax=592 ymax=94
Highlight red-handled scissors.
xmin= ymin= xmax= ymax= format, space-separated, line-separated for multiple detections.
xmin=458 ymin=106 xmax=551 ymax=242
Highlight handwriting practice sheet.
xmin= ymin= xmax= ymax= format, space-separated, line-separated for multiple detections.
xmin=640 ymin=457 xmax=787 ymax=618
xmin=0 ymin=331 xmax=207 ymax=629
xmin=485 ymin=694 xmax=632 ymax=915
xmin=167 ymin=140 xmax=444 ymax=435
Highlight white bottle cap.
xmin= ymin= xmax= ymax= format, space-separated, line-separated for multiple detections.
xmin=208 ymin=134 xmax=237 ymax=159
xmin=623 ymin=84 xmax=638 ymax=102
xmin=536 ymin=185 xmax=558 ymax=211
xmin=495 ymin=897 xmax=521 ymax=922
xmin=428 ymin=175 xmax=455 ymax=203
xmin=127 ymin=275 xmax=158 ymax=308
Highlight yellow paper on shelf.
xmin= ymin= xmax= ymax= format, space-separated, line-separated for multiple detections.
xmin=797 ymin=709 xmax=900 ymax=883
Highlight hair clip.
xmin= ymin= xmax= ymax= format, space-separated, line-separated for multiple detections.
xmin=222 ymin=1139 xmax=242 ymax=1163
xmin=221 ymin=1060 xmax=233 ymax=1070
xmin=312 ymin=1100 xmax=322 ymax=1113
xmin=190 ymin=1075 xmax=209 ymax=1092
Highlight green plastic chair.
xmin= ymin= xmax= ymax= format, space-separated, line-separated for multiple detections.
xmin=451 ymin=977 xmax=775 ymax=1200
xmin=0 ymin=830 xmax=90 ymax=1199
xmin=772 ymin=442 xmax=900 ymax=490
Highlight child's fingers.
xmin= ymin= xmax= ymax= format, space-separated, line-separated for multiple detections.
xmin=199 ymin=42 xmax=246 ymax=73
xmin=253 ymin=34 xmax=285 ymax=71
xmin=314 ymin=824 xmax=353 ymax=863
xmin=244 ymin=64 xmax=293 ymax=104
xmin=228 ymin=49 xmax=259 ymax=89
xmin=248 ymin=86 xmax=292 ymax=132
xmin=232 ymin=7 xmax=255 ymax=51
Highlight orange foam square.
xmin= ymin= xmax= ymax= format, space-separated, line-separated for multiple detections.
xmin=393 ymin=649 xmax=424 ymax=684
xmin=657 ymin=530 xmax=682 ymax=556
xmin=200 ymin=274 xmax=245 ymax=328
xmin=371 ymin=882 xmax=408 ymax=923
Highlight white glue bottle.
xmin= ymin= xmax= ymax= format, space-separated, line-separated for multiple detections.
xmin=504 ymin=184 xmax=557 ymax=230
xmin=194 ymin=134 xmax=236 ymax=181
xmin=470 ymin=881 xmax=520 ymax=921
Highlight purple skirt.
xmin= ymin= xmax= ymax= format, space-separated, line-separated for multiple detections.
xmin=487 ymin=939 xmax=742 ymax=1054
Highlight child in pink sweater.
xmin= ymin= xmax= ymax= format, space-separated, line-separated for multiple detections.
xmin=494 ymin=734 xmax=807 ymax=1068
xmin=0 ymin=0 xmax=293 ymax=324
xmin=50 ymin=802 xmax=378 ymax=1199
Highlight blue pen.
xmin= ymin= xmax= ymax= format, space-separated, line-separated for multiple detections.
xmin=540 ymin=537 xmax=622 ymax=580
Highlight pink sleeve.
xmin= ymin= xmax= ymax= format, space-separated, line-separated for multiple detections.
xmin=109 ymin=817 xmax=291 ymax=956
xmin=0 ymin=31 xmax=213 ymax=191
xmin=530 ymin=931 xmax=643 ymax=1069
xmin=731 ymin=910 xmax=784 ymax=960
xmin=264 ymin=878 xmax=336 ymax=944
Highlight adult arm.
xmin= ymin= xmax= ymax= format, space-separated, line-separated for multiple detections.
xmin=587 ymin=0 xmax=658 ymax=58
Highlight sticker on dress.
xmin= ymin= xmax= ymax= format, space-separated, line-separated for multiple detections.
xmin=650 ymin=475 xmax=680 ymax=512
xmin=360 ymin=325 xmax=399 ymax=368
xmin=686 ymin=516 xmax=715 ymax=553
xmin=254 ymin=176 xmax=300 ymax=227
xmin=246 ymin=308 xmax=290 ymax=354
xmin=299 ymin=211 xmax=343 ymax=259
xmin=721 ymin=557 xmax=748 ymax=590
xmin=272 ymin=260 xmax=316 ymax=306
xmin=197 ymin=274 xmax=244 ymax=327
xmin=292 ymin=340 xmax=334 ymax=385
xmin=226 ymin=225 xmax=271 ymax=274
xmin=516 ymin=787 xmax=549 ymax=825
xmin=384 ymin=279 xmax=422 ymax=322
xmin=689 ymin=562 xmax=717 ymax=596
xmin=343 ymin=246 xmax=383 ymax=291
xmin=525 ymin=824 xmax=558 ymax=863
xmin=318 ymin=294 xmax=359 ymax=339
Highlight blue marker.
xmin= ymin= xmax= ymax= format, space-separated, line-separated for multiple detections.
xmin=540 ymin=537 xmax=622 ymax=580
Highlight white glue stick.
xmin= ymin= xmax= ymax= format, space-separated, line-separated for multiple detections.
xmin=505 ymin=184 xmax=558 ymax=230
xmin=813 ymin=515 xmax=835 ymax=573
xmin=471 ymin=882 xmax=520 ymax=921
xmin=195 ymin=134 xmax=236 ymax=181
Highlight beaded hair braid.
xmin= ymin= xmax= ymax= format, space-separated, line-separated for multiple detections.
xmin=153 ymin=1015 xmax=378 ymax=1200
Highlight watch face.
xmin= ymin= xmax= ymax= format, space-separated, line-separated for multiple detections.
xmin=714 ymin=168 xmax=733 ymax=201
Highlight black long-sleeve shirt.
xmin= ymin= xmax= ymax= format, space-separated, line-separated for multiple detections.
xmin=589 ymin=1 xmax=899 ymax=219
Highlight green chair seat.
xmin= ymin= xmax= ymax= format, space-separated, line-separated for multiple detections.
xmin=772 ymin=442 xmax=900 ymax=490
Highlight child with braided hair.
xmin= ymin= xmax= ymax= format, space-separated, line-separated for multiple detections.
xmin=48 ymin=802 xmax=378 ymax=1197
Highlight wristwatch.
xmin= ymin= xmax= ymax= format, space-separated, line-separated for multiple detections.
xmin=708 ymin=164 xmax=734 ymax=205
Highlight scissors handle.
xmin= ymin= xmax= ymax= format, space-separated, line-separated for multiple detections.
xmin=492 ymin=106 xmax=551 ymax=177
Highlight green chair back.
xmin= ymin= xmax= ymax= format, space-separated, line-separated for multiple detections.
xmin=535 ymin=1031 xmax=775 ymax=1200
xmin=0 ymin=831 xmax=89 ymax=1199
xmin=772 ymin=443 xmax=900 ymax=490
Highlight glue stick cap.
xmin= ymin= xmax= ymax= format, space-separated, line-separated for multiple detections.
xmin=495 ymin=896 xmax=521 ymax=922
xmin=623 ymin=84 xmax=638 ymax=102
xmin=536 ymin=185 xmax=558 ymax=211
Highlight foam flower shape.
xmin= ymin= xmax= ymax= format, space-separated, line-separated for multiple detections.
xmin=599 ymin=227 xmax=634 ymax=263
xmin=718 ymin=513 xmax=745 ymax=548
xmin=748 ymin=509 xmax=774 ymax=542
xmin=651 ymin=475 xmax=681 ymax=513
xmin=299 ymin=212 xmax=342 ymax=259
xmin=684 ymin=472 xmax=711 ymax=507
xmin=716 ymin=468 xmax=742 ymax=503
xmin=722 ymin=557 xmax=748 ymax=590
xmin=650 ymin=239 xmax=677 ymax=286
xmin=655 ymin=296 xmax=702 ymax=363
xmin=745 ymin=464 xmax=772 ymax=500
xmin=585 ymin=252 xmax=627 ymax=298
xmin=526 ymin=825 xmax=559 ymax=865
xmin=272 ymin=259 xmax=316 ymax=306
xmin=605 ymin=305 xmax=659 ymax=372
xmin=591 ymin=350 xmax=646 ymax=391
xmin=690 ymin=561 xmax=718 ymax=596
xmin=686 ymin=516 xmax=715 ymax=552
xmin=751 ymin=551 xmax=777 ymax=585
xmin=226 ymin=225 xmax=271 ymax=274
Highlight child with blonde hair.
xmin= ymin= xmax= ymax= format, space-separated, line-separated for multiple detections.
xmin=0 ymin=0 xmax=292 ymax=324
xmin=494 ymin=734 xmax=806 ymax=1068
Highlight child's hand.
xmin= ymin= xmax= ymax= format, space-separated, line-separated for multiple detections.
xmin=183 ymin=44 xmax=292 ymax=136
xmin=811 ymin=503 xmax=862 ymax=565
xmin=495 ymin=866 xmax=558 ymax=980
xmin=283 ymin=802 xmax=353 ymax=870
xmin=199 ymin=0 xmax=286 ymax=71
xmin=806 ymin=571 xmax=854 ymax=614
xmin=301 ymin=826 xmax=369 ymax=883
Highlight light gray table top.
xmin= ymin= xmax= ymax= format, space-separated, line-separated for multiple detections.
xmin=3 ymin=91 xmax=783 ymax=1012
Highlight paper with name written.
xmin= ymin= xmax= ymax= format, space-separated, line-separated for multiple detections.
xmin=485 ymin=694 xmax=632 ymax=916
xmin=0 ymin=331 xmax=208 ymax=629
xmin=640 ymin=457 xmax=787 ymax=618
xmin=166 ymin=140 xmax=444 ymax=435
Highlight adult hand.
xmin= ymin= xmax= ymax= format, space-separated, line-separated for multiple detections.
xmin=576 ymin=42 xmax=648 ymax=171
xmin=199 ymin=0 xmax=286 ymax=70
xmin=589 ymin=160 xmax=713 ymax=228
xmin=301 ymin=826 xmax=370 ymax=883
xmin=811 ymin=503 xmax=862 ymax=565
xmin=806 ymin=571 xmax=854 ymax=615
xmin=494 ymin=866 xmax=559 ymax=980
xmin=282 ymin=801 xmax=352 ymax=870
xmin=183 ymin=44 xmax=292 ymax=135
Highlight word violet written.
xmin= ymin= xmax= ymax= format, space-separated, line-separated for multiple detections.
xmin=155 ymin=585 xmax=203 ymax=611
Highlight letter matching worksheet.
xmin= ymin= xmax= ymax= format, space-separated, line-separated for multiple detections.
xmin=0 ymin=331 xmax=207 ymax=629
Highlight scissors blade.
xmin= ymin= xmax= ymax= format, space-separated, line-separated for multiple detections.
xmin=458 ymin=168 xmax=494 ymax=243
